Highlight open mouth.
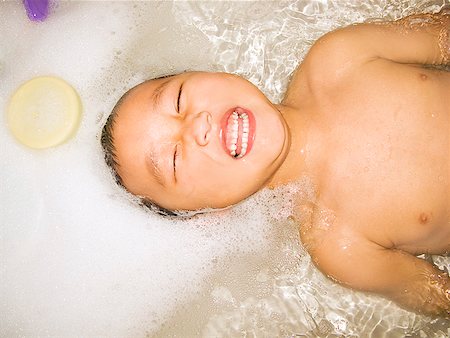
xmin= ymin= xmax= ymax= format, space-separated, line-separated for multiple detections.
xmin=220 ymin=107 xmax=256 ymax=158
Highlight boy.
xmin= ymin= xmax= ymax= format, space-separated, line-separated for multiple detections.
xmin=101 ymin=12 xmax=450 ymax=317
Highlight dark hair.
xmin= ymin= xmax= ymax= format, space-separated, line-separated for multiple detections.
xmin=100 ymin=100 xmax=123 ymax=186
xmin=100 ymin=83 xmax=181 ymax=217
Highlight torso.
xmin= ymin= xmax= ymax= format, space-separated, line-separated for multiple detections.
xmin=287 ymin=59 xmax=450 ymax=255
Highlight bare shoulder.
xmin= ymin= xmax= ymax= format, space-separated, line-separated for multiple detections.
xmin=284 ymin=24 xmax=373 ymax=106
xmin=298 ymin=208 xmax=377 ymax=289
xmin=300 ymin=25 xmax=372 ymax=83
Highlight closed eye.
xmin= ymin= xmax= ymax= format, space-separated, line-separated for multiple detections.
xmin=173 ymin=144 xmax=179 ymax=181
xmin=176 ymin=83 xmax=183 ymax=113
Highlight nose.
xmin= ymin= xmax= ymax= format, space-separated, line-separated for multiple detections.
xmin=184 ymin=111 xmax=212 ymax=146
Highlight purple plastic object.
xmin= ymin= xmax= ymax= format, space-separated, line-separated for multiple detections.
xmin=23 ymin=0 xmax=49 ymax=21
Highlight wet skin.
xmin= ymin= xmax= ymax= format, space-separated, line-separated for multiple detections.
xmin=112 ymin=72 xmax=292 ymax=210
xmin=111 ymin=13 xmax=449 ymax=317
xmin=287 ymin=14 xmax=450 ymax=317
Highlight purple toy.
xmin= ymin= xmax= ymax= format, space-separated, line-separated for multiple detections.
xmin=23 ymin=0 xmax=49 ymax=21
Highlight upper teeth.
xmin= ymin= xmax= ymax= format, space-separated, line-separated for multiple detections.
xmin=227 ymin=111 xmax=250 ymax=158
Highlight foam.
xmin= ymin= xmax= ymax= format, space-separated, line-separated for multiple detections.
xmin=1 ymin=1 xmax=448 ymax=337
xmin=0 ymin=2 xmax=221 ymax=336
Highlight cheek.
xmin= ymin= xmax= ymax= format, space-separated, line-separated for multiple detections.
xmin=184 ymin=159 xmax=224 ymax=183
xmin=195 ymin=78 xmax=253 ymax=104
xmin=181 ymin=159 xmax=236 ymax=201
xmin=182 ymin=158 xmax=267 ymax=208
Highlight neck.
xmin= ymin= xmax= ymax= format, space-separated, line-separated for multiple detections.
xmin=266 ymin=103 xmax=316 ymax=189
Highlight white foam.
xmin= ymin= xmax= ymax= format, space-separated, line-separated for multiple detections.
xmin=0 ymin=2 xmax=227 ymax=336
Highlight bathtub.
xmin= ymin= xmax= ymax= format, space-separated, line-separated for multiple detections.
xmin=1 ymin=1 xmax=448 ymax=336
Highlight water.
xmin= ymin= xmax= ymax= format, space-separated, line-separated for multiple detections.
xmin=1 ymin=1 xmax=449 ymax=337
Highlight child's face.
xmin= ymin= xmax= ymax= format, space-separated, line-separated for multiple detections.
xmin=112 ymin=72 xmax=290 ymax=210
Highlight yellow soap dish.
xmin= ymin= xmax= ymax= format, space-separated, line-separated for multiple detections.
xmin=7 ymin=76 xmax=82 ymax=149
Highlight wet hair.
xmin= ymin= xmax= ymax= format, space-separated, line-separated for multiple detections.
xmin=101 ymin=93 xmax=126 ymax=187
xmin=100 ymin=76 xmax=181 ymax=217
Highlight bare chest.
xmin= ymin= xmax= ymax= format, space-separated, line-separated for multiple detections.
xmin=315 ymin=64 xmax=450 ymax=254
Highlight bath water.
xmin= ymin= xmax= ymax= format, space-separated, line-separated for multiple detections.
xmin=1 ymin=1 xmax=448 ymax=337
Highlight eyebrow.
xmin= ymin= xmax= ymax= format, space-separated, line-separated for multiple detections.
xmin=151 ymin=79 xmax=171 ymax=111
xmin=146 ymin=78 xmax=174 ymax=188
xmin=146 ymin=151 xmax=166 ymax=188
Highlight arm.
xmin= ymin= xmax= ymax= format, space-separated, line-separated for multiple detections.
xmin=309 ymin=233 xmax=450 ymax=317
xmin=311 ymin=11 xmax=449 ymax=66
xmin=283 ymin=11 xmax=449 ymax=103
